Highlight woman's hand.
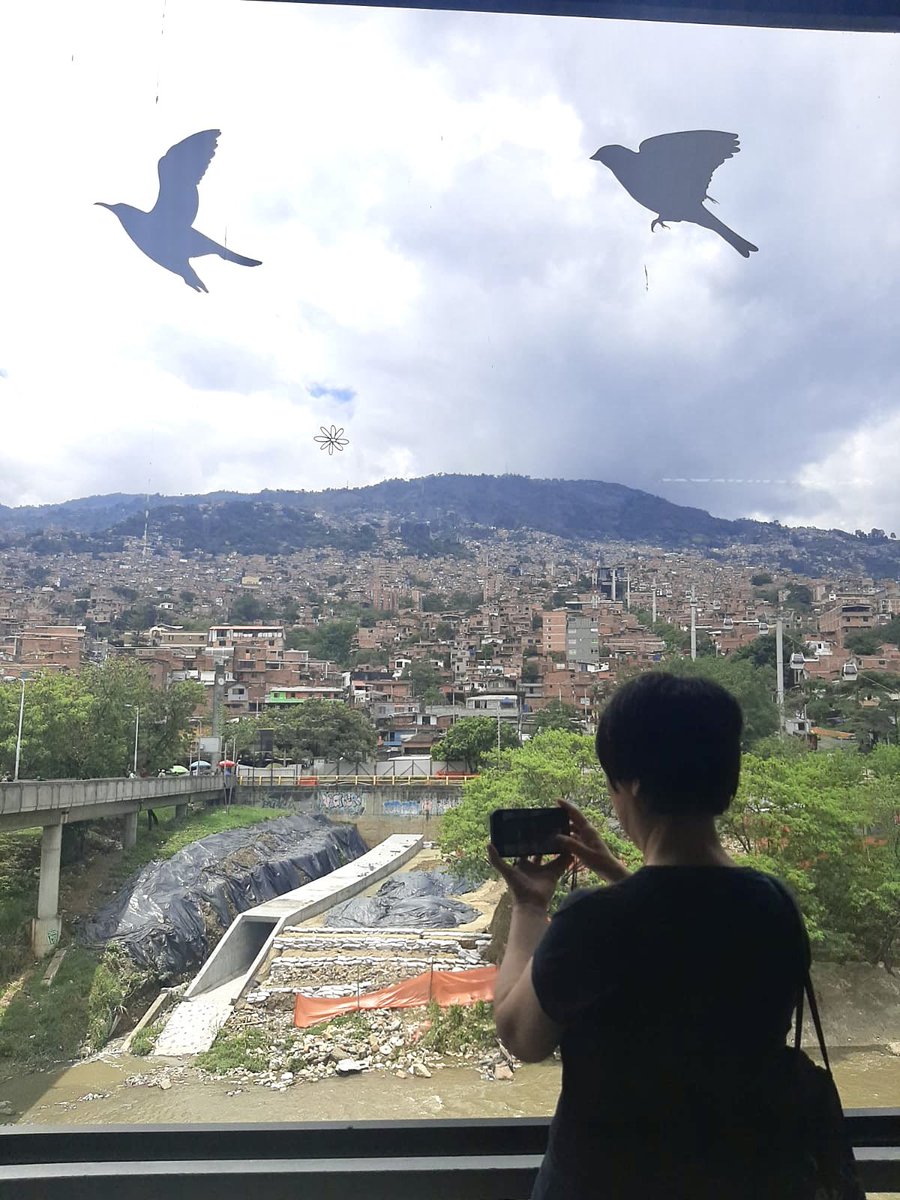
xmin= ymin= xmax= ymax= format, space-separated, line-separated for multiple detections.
xmin=555 ymin=798 xmax=631 ymax=883
xmin=487 ymin=843 xmax=572 ymax=912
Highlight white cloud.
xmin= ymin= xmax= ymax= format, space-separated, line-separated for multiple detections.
xmin=0 ymin=1 xmax=897 ymax=533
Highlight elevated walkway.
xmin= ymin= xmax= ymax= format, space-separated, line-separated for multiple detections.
xmin=153 ymin=834 xmax=423 ymax=1056
xmin=0 ymin=775 xmax=222 ymax=833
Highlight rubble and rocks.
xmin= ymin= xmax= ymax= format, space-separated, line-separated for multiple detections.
xmin=125 ymin=1067 xmax=190 ymax=1089
xmin=193 ymin=1001 xmax=521 ymax=1090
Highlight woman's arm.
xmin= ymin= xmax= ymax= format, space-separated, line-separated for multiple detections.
xmin=493 ymin=901 xmax=562 ymax=1062
xmin=487 ymin=801 xmax=630 ymax=1062
xmin=487 ymin=845 xmax=568 ymax=1062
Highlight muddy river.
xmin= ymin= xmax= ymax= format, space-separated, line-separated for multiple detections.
xmin=2 ymin=1048 xmax=898 ymax=1126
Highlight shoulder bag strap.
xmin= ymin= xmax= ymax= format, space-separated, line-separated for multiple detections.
xmin=768 ymin=876 xmax=833 ymax=1074
xmin=803 ymin=970 xmax=832 ymax=1074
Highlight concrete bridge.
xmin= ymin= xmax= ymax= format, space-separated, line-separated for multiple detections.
xmin=0 ymin=775 xmax=223 ymax=956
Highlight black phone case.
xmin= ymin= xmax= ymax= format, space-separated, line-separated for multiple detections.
xmin=490 ymin=807 xmax=568 ymax=858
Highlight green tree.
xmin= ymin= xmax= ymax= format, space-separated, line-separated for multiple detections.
xmin=879 ymin=617 xmax=900 ymax=647
xmin=0 ymin=661 xmax=203 ymax=779
xmin=531 ymin=699 xmax=582 ymax=732
xmin=786 ymin=584 xmax=812 ymax=610
xmin=281 ymin=598 xmax=301 ymax=624
xmin=439 ymin=730 xmax=640 ymax=885
xmin=750 ymin=572 xmax=773 ymax=586
xmin=229 ymin=701 xmax=376 ymax=764
xmin=844 ymin=630 xmax=883 ymax=656
xmin=229 ymin=592 xmax=274 ymax=624
xmin=668 ymin=657 xmax=779 ymax=748
xmin=405 ymin=659 xmax=442 ymax=699
xmin=432 ymin=717 xmax=519 ymax=773
xmin=115 ymin=601 xmax=159 ymax=632
xmin=732 ymin=631 xmax=795 ymax=689
xmin=722 ymin=749 xmax=899 ymax=967
xmin=287 ymin=620 xmax=356 ymax=667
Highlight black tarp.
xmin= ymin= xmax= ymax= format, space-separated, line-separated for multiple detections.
xmin=325 ymin=867 xmax=479 ymax=928
xmin=80 ymin=814 xmax=367 ymax=977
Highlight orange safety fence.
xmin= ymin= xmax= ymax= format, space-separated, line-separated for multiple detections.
xmin=293 ymin=965 xmax=497 ymax=1029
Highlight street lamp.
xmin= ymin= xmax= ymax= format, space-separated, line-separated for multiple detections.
xmin=125 ymin=705 xmax=140 ymax=774
xmin=13 ymin=673 xmax=29 ymax=782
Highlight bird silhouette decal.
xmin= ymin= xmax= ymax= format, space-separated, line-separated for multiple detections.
xmin=591 ymin=131 xmax=758 ymax=258
xmin=96 ymin=130 xmax=262 ymax=292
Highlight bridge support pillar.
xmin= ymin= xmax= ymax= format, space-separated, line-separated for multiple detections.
xmin=175 ymin=803 xmax=188 ymax=820
xmin=123 ymin=810 xmax=138 ymax=849
xmin=31 ymin=823 xmax=63 ymax=958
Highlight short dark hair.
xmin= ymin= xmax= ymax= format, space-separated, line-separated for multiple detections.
xmin=595 ymin=672 xmax=743 ymax=816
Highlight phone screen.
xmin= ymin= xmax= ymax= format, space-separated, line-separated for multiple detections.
xmin=489 ymin=807 xmax=568 ymax=859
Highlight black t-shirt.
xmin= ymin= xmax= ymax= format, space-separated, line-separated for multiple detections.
xmin=531 ymin=866 xmax=809 ymax=1181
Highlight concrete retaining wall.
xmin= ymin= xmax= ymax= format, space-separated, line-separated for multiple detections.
xmin=236 ymin=783 xmax=464 ymax=843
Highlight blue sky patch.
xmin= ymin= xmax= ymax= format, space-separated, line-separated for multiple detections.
xmin=309 ymin=383 xmax=356 ymax=405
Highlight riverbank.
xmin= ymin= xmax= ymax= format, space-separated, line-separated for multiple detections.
xmin=1 ymin=1044 xmax=898 ymax=1128
xmin=0 ymin=805 xmax=287 ymax=1072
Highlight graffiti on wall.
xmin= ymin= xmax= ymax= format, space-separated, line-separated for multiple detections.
xmin=382 ymin=795 xmax=460 ymax=818
xmin=315 ymin=791 xmax=366 ymax=817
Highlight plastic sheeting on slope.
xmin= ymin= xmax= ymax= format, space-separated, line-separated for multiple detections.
xmin=324 ymin=867 xmax=479 ymax=929
xmin=294 ymin=965 xmax=497 ymax=1028
xmin=80 ymin=814 xmax=367 ymax=978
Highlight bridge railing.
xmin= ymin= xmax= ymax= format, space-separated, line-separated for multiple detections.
xmin=237 ymin=773 xmax=476 ymax=788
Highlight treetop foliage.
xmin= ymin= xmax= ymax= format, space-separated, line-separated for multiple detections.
xmin=226 ymin=701 xmax=377 ymax=764
xmin=432 ymin=717 xmax=519 ymax=773
xmin=0 ymin=659 xmax=203 ymax=779
xmin=440 ymin=732 xmax=899 ymax=970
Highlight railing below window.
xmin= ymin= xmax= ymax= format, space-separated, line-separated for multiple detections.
xmin=0 ymin=1113 xmax=897 ymax=1199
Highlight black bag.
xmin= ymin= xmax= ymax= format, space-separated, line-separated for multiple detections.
xmin=764 ymin=879 xmax=866 ymax=1200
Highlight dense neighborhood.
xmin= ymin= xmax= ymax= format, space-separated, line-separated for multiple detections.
xmin=4 ymin=515 xmax=900 ymax=763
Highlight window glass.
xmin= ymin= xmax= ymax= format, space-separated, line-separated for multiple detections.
xmin=0 ymin=0 xmax=897 ymax=1130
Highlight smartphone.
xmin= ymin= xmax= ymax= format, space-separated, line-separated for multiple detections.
xmin=490 ymin=806 xmax=568 ymax=859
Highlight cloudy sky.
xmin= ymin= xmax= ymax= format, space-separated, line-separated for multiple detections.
xmin=0 ymin=1 xmax=898 ymax=532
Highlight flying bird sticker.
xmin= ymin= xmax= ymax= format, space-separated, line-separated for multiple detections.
xmin=591 ymin=131 xmax=758 ymax=258
xmin=96 ymin=130 xmax=262 ymax=292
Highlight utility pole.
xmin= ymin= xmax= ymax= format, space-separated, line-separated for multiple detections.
xmin=690 ymin=603 xmax=697 ymax=661
xmin=626 ymin=570 xmax=631 ymax=610
xmin=652 ymin=585 xmax=657 ymax=625
xmin=611 ymin=568 xmax=617 ymax=603
xmin=776 ymin=615 xmax=785 ymax=732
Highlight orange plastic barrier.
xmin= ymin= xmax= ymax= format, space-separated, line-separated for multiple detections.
xmin=294 ymin=965 xmax=497 ymax=1029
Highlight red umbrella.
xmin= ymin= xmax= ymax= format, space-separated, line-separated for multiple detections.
xmin=218 ymin=759 xmax=237 ymax=768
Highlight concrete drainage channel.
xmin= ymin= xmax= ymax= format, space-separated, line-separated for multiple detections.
xmin=148 ymin=834 xmax=423 ymax=1056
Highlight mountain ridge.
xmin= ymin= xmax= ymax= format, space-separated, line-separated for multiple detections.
xmin=1 ymin=474 xmax=897 ymax=577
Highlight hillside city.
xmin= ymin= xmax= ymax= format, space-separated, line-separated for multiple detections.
xmin=4 ymin=509 xmax=900 ymax=758
xmin=0 ymin=485 xmax=897 ymax=1143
